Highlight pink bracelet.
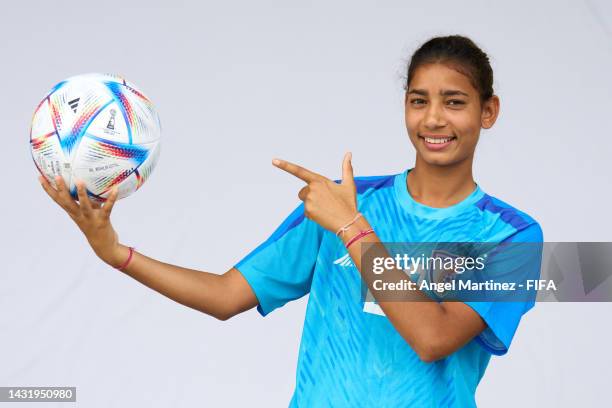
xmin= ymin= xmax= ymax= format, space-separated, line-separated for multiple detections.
xmin=345 ymin=229 xmax=374 ymax=248
xmin=116 ymin=247 xmax=135 ymax=271
xmin=335 ymin=212 xmax=363 ymax=237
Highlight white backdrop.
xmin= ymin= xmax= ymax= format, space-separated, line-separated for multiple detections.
xmin=2 ymin=0 xmax=611 ymax=406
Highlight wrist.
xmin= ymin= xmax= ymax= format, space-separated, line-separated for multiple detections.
xmin=340 ymin=218 xmax=372 ymax=245
xmin=334 ymin=210 xmax=363 ymax=236
xmin=99 ymin=244 xmax=131 ymax=267
xmin=114 ymin=245 xmax=135 ymax=271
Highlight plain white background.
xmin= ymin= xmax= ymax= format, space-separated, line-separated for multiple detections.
xmin=2 ymin=0 xmax=611 ymax=406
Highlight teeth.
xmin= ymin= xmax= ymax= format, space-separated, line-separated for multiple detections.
xmin=424 ymin=137 xmax=453 ymax=144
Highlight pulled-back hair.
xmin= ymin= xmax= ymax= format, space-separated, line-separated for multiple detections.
xmin=404 ymin=35 xmax=494 ymax=104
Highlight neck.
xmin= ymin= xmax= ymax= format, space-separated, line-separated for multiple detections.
xmin=407 ymin=155 xmax=476 ymax=208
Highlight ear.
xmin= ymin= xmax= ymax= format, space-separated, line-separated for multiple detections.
xmin=481 ymin=95 xmax=500 ymax=130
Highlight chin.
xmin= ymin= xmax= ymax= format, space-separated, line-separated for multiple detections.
xmin=418 ymin=152 xmax=464 ymax=167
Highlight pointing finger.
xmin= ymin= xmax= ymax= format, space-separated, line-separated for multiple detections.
xmin=272 ymin=158 xmax=323 ymax=183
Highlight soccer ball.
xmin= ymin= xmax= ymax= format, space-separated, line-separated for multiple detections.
xmin=30 ymin=73 xmax=161 ymax=202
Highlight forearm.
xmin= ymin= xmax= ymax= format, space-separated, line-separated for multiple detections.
xmin=341 ymin=218 xmax=452 ymax=359
xmin=38 ymin=176 xmax=247 ymax=321
xmin=108 ymin=245 xmax=232 ymax=320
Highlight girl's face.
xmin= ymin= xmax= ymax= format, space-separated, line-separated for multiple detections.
xmin=404 ymin=63 xmax=499 ymax=167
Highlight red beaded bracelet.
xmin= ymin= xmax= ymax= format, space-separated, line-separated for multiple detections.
xmin=345 ymin=229 xmax=374 ymax=249
xmin=115 ymin=247 xmax=135 ymax=271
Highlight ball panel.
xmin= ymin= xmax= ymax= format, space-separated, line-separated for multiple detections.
xmin=71 ymin=135 xmax=157 ymax=199
xmin=117 ymin=83 xmax=161 ymax=144
xmin=47 ymin=80 xmax=110 ymax=157
xmin=30 ymin=98 xmax=55 ymax=140
xmin=30 ymin=130 xmax=71 ymax=188
xmin=86 ymin=102 xmax=130 ymax=144
xmin=134 ymin=141 xmax=161 ymax=190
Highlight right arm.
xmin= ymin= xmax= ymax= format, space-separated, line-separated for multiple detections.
xmin=113 ymin=247 xmax=258 ymax=321
xmin=38 ymin=175 xmax=258 ymax=321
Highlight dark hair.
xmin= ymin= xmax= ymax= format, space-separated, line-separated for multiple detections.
xmin=404 ymin=35 xmax=494 ymax=105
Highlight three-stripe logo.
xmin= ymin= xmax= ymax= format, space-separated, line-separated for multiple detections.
xmin=333 ymin=253 xmax=354 ymax=267
xmin=68 ymin=97 xmax=80 ymax=113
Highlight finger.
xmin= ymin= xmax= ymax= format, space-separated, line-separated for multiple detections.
xmin=272 ymin=158 xmax=322 ymax=183
xmin=298 ymin=185 xmax=309 ymax=201
xmin=102 ymin=186 xmax=119 ymax=218
xmin=54 ymin=175 xmax=74 ymax=200
xmin=75 ymin=180 xmax=93 ymax=216
xmin=53 ymin=176 xmax=81 ymax=216
xmin=341 ymin=152 xmax=355 ymax=188
xmin=91 ymin=201 xmax=102 ymax=210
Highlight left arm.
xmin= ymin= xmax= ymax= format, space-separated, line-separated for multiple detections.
xmin=340 ymin=215 xmax=486 ymax=362
xmin=272 ymin=153 xmax=486 ymax=362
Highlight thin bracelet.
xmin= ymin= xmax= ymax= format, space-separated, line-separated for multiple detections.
xmin=115 ymin=247 xmax=135 ymax=271
xmin=345 ymin=229 xmax=374 ymax=249
xmin=335 ymin=212 xmax=363 ymax=237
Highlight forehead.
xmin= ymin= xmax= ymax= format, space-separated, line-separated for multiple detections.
xmin=409 ymin=63 xmax=476 ymax=95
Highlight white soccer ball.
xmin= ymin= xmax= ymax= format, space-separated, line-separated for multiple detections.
xmin=30 ymin=73 xmax=161 ymax=202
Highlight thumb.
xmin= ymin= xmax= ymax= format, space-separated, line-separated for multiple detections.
xmin=341 ymin=152 xmax=355 ymax=188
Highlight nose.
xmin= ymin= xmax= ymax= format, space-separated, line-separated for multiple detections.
xmin=423 ymin=101 xmax=447 ymax=129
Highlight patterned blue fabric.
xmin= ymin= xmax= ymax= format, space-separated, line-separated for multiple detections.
xmin=235 ymin=169 xmax=543 ymax=407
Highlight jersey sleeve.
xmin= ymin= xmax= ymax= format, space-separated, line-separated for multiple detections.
xmin=234 ymin=203 xmax=325 ymax=317
xmin=464 ymin=222 xmax=544 ymax=355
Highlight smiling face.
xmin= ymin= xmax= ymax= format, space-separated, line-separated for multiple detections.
xmin=405 ymin=62 xmax=499 ymax=167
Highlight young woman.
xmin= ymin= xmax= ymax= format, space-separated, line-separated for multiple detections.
xmin=39 ymin=35 xmax=543 ymax=407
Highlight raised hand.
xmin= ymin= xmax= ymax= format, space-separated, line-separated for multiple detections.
xmin=272 ymin=152 xmax=358 ymax=233
xmin=38 ymin=175 xmax=124 ymax=266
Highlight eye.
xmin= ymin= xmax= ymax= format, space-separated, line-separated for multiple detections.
xmin=410 ymin=98 xmax=426 ymax=105
xmin=448 ymin=99 xmax=465 ymax=106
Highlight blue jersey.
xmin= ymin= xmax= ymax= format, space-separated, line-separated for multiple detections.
xmin=235 ymin=168 xmax=543 ymax=407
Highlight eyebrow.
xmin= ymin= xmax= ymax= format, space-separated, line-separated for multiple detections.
xmin=407 ymin=89 xmax=469 ymax=97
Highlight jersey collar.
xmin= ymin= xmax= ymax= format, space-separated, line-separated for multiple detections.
xmin=393 ymin=168 xmax=485 ymax=219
